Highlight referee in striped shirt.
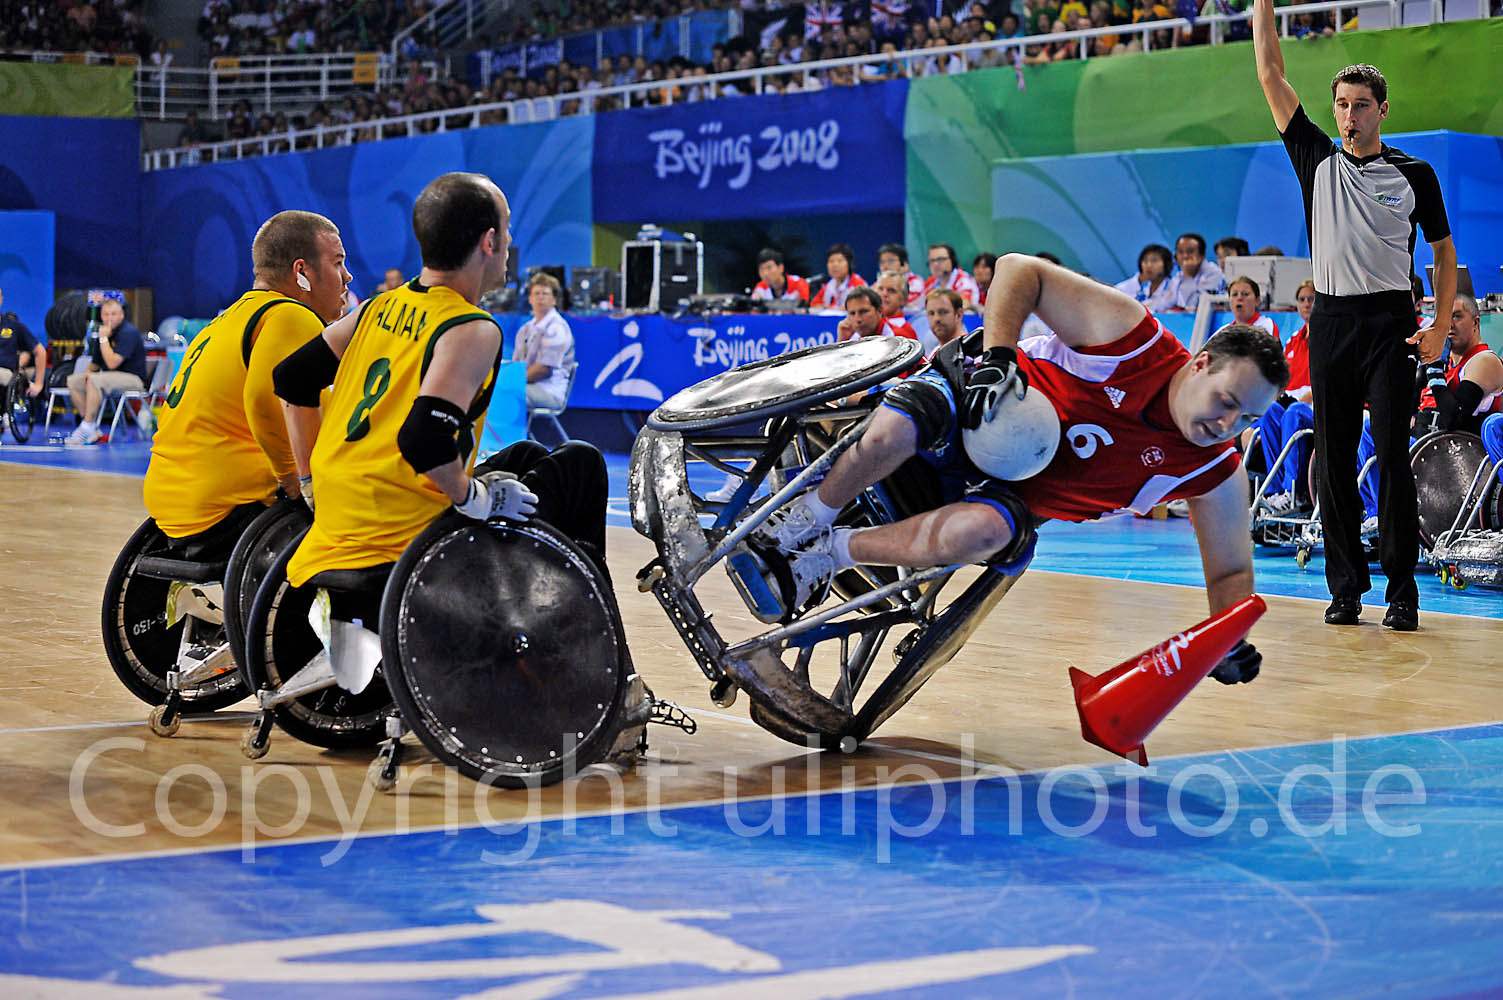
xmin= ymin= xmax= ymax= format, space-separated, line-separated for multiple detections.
xmin=1253 ymin=0 xmax=1455 ymax=632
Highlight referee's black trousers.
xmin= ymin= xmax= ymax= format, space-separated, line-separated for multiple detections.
xmin=1308 ymin=291 xmax=1419 ymax=606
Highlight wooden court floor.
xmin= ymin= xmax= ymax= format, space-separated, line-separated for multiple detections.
xmin=2 ymin=462 xmax=1500 ymax=867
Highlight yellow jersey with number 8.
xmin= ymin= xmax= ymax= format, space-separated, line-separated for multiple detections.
xmin=287 ymin=279 xmax=498 ymax=585
xmin=144 ymin=291 xmax=325 ymax=538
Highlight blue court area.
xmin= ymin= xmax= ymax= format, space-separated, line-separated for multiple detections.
xmin=2 ymin=723 xmax=1499 ymax=997
xmin=5 ymin=443 xmax=1500 ymax=618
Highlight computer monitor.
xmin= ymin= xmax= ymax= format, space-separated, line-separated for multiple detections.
xmin=569 ymin=266 xmax=616 ymax=309
xmin=1427 ymin=263 xmax=1474 ymax=298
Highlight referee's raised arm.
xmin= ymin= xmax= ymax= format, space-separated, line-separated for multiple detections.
xmin=1252 ymin=0 xmax=1299 ymax=132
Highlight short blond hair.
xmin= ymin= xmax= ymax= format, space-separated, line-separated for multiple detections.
xmin=251 ymin=210 xmax=338 ymax=277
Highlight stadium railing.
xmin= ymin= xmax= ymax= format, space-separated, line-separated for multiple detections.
xmin=135 ymin=51 xmax=407 ymax=120
xmin=140 ymin=0 xmax=1420 ymax=171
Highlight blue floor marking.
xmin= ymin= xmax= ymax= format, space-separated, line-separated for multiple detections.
xmin=1 ymin=725 xmax=1500 ymax=997
xmin=7 ymin=444 xmax=1499 ymax=618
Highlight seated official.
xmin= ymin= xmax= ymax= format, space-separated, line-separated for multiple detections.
xmin=513 ymin=271 xmax=575 ymax=411
xmin=273 ymin=172 xmax=610 ymax=591
xmin=876 ymin=242 xmax=925 ymax=315
xmin=921 ymin=243 xmax=980 ymax=308
xmin=66 ymin=295 xmax=147 ymax=446
xmin=836 ymin=287 xmax=917 ymax=342
xmin=874 ymin=270 xmax=920 ymax=341
xmin=750 ymin=248 xmax=810 ymax=305
xmin=1114 ymin=243 xmax=1176 ymax=313
xmin=811 ymin=242 xmax=866 ymax=310
xmin=143 ymin=210 xmax=351 ymax=547
xmin=0 ymin=286 xmax=48 ymax=402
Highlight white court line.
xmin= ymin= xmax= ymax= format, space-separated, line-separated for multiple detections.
xmin=0 ymin=713 xmax=256 ymax=737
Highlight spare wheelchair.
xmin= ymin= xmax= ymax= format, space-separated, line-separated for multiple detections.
xmin=629 ymin=337 xmax=1035 ymax=751
xmin=1412 ymin=431 xmax=1503 ymax=589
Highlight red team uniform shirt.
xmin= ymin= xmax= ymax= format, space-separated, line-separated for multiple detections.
xmin=751 ymin=274 xmax=812 ymax=303
xmin=812 ymin=273 xmax=867 ymax=309
xmin=922 ymin=267 xmax=981 ymax=304
xmin=1418 ymin=342 xmax=1503 ymax=416
xmin=1012 ymin=310 xmax=1240 ymax=521
xmin=1283 ymin=324 xmax=1311 ymax=394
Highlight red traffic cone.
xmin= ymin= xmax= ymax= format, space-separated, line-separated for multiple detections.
xmin=1068 ymin=594 xmax=1267 ymax=766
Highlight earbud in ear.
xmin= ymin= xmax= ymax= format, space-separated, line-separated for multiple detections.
xmin=296 ymin=272 xmax=312 ymax=291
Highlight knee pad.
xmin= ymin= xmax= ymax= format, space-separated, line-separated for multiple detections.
xmin=962 ymin=481 xmax=1035 ymax=569
xmin=880 ymin=375 xmax=955 ymax=453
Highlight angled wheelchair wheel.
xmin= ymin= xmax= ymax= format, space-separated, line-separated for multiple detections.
xmin=647 ymin=337 xmax=922 ymax=432
xmin=243 ymin=528 xmax=392 ymax=749
xmin=379 ymin=515 xmax=630 ymax=787
xmin=1412 ymin=432 xmax=1503 ymax=549
xmin=100 ymin=518 xmax=245 ymax=710
xmin=6 ymin=376 xmax=33 ymax=443
xmin=224 ymin=499 xmax=312 ymax=675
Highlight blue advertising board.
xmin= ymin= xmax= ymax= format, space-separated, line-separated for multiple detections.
xmin=592 ymin=79 xmax=908 ymax=223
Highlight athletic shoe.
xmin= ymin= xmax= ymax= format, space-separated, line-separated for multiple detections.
xmin=65 ymin=424 xmax=101 ymax=447
xmin=1165 ymin=499 xmax=1190 ymax=518
xmin=1382 ymin=600 xmax=1418 ymax=632
xmin=751 ymin=492 xmax=827 ymax=554
xmin=783 ymin=528 xmax=839 ymax=612
xmin=1324 ymin=595 xmax=1361 ymax=626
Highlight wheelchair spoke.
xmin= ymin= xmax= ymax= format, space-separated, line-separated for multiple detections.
xmin=832 ymin=627 xmax=887 ymax=712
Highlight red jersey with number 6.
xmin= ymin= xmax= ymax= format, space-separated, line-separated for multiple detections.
xmin=1010 ymin=309 xmax=1240 ymax=522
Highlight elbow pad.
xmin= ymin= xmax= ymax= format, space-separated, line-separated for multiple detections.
xmin=396 ymin=395 xmax=466 ymax=474
xmin=1432 ymin=385 xmax=1461 ymax=431
xmin=1453 ymin=380 xmax=1486 ymax=422
xmin=272 ymin=335 xmax=339 ymax=406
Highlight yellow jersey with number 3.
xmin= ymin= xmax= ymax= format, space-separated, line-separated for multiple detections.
xmin=144 ymin=290 xmax=325 ymax=538
xmin=287 ymin=279 xmax=499 ymax=585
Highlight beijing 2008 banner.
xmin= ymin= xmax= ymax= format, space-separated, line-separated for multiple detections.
xmin=591 ymin=77 xmax=908 ymax=223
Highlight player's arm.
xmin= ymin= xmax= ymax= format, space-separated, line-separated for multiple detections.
xmin=1407 ymin=236 xmax=1455 ymax=366
xmin=246 ymin=310 xmax=324 ymax=495
xmin=23 ymin=333 xmax=46 ymax=396
xmin=985 ymin=253 xmax=1146 ymax=352
xmin=272 ymin=308 xmax=360 ymax=481
xmin=1433 ymin=350 xmax=1503 ymax=431
xmin=1185 ymin=467 xmax=1256 ymax=615
xmin=396 ymin=319 xmax=532 ymax=521
xmin=1252 ymin=0 xmax=1299 ymax=132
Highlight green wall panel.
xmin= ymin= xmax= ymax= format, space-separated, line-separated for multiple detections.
xmin=0 ymin=62 xmax=135 ymax=118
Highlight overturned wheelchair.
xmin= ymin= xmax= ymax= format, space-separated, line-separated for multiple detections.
xmin=630 ymin=337 xmax=1035 ymax=750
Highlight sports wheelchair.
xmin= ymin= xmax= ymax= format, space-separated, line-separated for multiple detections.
xmin=1247 ymin=423 xmax=1379 ymax=568
xmin=101 ymin=510 xmax=267 ymax=735
xmin=238 ymin=507 xmax=687 ymax=790
xmin=1411 ymin=431 xmax=1503 ymax=589
xmin=4 ymin=370 xmax=35 ymax=443
xmin=629 ymin=337 xmax=1035 ymax=750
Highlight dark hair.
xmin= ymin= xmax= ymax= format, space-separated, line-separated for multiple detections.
xmin=825 ymin=243 xmax=855 ymax=270
xmin=1175 ymin=232 xmax=1207 ymax=257
xmin=877 ymin=242 xmax=909 ymax=266
xmin=756 ymin=247 xmax=785 ymax=267
xmin=412 ymin=173 xmax=502 ymax=271
xmin=1203 ymin=323 xmax=1289 ymax=391
xmin=1331 ymin=63 xmax=1387 ymax=104
xmin=1253 ymin=244 xmax=1284 ymax=256
xmin=252 ymin=210 xmax=338 ymax=276
xmin=972 ymin=251 xmax=998 ymax=273
xmin=845 ymin=286 xmax=881 ymax=311
xmin=1034 ymin=251 xmax=1062 ymax=266
xmin=927 ymin=243 xmax=958 ymax=268
xmin=1228 ymin=275 xmax=1261 ymax=298
xmin=1138 ymin=243 xmax=1173 ymax=275
xmin=1213 ymin=236 xmax=1250 ymax=256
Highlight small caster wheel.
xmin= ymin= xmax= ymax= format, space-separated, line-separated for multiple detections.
xmin=1295 ymin=548 xmax=1311 ymax=569
xmin=1446 ymin=567 xmax=1468 ymax=591
xmin=637 ymin=562 xmax=666 ymax=593
xmin=241 ymin=717 xmax=272 ymax=760
xmin=367 ymin=757 xmax=398 ymax=792
xmin=709 ymin=677 xmax=737 ymax=708
xmin=148 ymin=704 xmax=181 ymax=737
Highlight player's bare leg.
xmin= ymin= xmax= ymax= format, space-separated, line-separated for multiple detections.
xmin=848 ymin=502 xmax=1014 ymax=568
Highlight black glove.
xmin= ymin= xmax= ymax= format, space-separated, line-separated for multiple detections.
xmin=959 ymin=345 xmax=1028 ymax=430
xmin=1276 ymin=392 xmax=1296 ymax=408
xmin=1209 ymin=639 xmax=1260 ymax=685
